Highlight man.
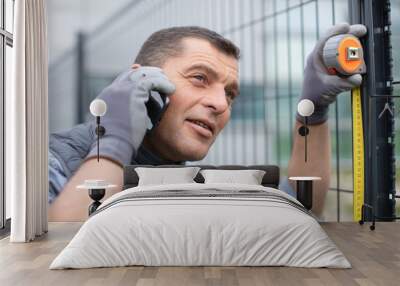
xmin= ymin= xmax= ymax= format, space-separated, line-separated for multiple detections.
xmin=48 ymin=24 xmax=366 ymax=221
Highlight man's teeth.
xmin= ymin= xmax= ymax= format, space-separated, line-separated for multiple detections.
xmin=190 ymin=120 xmax=211 ymax=131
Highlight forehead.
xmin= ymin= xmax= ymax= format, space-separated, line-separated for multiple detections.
xmin=176 ymin=38 xmax=238 ymax=81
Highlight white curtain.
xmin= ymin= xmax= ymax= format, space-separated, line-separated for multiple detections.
xmin=7 ymin=0 xmax=49 ymax=242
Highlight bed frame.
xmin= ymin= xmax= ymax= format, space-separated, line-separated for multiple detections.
xmin=123 ymin=165 xmax=280 ymax=189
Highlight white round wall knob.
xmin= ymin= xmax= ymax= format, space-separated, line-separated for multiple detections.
xmin=297 ymin=99 xmax=315 ymax=117
xmin=90 ymin=99 xmax=107 ymax=117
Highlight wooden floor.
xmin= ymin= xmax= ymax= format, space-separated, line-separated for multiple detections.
xmin=0 ymin=222 xmax=399 ymax=286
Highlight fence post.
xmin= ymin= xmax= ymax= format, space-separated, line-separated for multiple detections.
xmin=349 ymin=0 xmax=396 ymax=221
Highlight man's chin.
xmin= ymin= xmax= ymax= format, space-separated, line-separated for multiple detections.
xmin=181 ymin=149 xmax=208 ymax=161
xmin=184 ymin=153 xmax=207 ymax=162
xmin=179 ymin=141 xmax=211 ymax=161
xmin=144 ymin=129 xmax=213 ymax=162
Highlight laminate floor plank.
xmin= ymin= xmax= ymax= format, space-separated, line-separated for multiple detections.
xmin=0 ymin=222 xmax=399 ymax=286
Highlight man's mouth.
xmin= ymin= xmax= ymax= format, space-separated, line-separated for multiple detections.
xmin=186 ymin=118 xmax=215 ymax=138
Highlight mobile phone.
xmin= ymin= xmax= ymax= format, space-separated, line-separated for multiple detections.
xmin=145 ymin=91 xmax=170 ymax=130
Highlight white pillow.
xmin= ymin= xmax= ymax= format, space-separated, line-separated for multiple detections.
xmin=200 ymin=169 xmax=266 ymax=185
xmin=135 ymin=167 xmax=201 ymax=186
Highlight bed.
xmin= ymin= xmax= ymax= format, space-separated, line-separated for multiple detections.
xmin=49 ymin=165 xmax=350 ymax=269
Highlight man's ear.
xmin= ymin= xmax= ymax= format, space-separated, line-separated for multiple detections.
xmin=131 ymin=63 xmax=141 ymax=69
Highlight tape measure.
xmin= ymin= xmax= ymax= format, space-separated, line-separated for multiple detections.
xmin=323 ymin=34 xmax=366 ymax=75
xmin=322 ymin=34 xmax=366 ymax=221
xmin=351 ymin=87 xmax=364 ymax=221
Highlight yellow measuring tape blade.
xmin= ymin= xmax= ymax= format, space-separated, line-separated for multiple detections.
xmin=352 ymin=87 xmax=364 ymax=221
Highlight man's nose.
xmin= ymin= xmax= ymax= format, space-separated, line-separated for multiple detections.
xmin=202 ymin=85 xmax=229 ymax=114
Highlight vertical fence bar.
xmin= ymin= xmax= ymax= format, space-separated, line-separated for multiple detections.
xmin=331 ymin=0 xmax=341 ymax=222
xmin=216 ymin=0 xmax=223 ymax=164
xmin=286 ymin=0 xmax=293 ymax=151
xmin=240 ymin=0 xmax=246 ymax=165
xmin=272 ymin=0 xmax=281 ymax=167
xmin=218 ymin=0 xmax=229 ymax=164
xmin=262 ymin=0 xmax=268 ymax=164
xmin=315 ymin=0 xmax=320 ymax=39
xmin=226 ymin=0 xmax=235 ymax=165
xmin=250 ymin=0 xmax=257 ymax=164
xmin=300 ymin=0 xmax=305 ymax=70
xmin=230 ymin=0 xmax=237 ymax=165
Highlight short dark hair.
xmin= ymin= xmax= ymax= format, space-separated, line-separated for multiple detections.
xmin=134 ymin=26 xmax=240 ymax=67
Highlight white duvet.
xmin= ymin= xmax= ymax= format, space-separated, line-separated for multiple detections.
xmin=50 ymin=183 xmax=351 ymax=269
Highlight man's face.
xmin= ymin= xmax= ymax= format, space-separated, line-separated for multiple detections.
xmin=143 ymin=37 xmax=239 ymax=162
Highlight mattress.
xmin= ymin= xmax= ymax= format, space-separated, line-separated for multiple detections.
xmin=50 ymin=183 xmax=351 ymax=269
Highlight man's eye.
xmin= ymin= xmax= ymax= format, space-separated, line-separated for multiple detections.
xmin=193 ymin=74 xmax=207 ymax=83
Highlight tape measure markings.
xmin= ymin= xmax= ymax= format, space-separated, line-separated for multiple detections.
xmin=352 ymin=87 xmax=364 ymax=222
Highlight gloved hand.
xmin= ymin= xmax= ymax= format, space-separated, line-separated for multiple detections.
xmin=49 ymin=66 xmax=175 ymax=179
xmin=297 ymin=23 xmax=367 ymax=125
xmin=87 ymin=66 xmax=175 ymax=164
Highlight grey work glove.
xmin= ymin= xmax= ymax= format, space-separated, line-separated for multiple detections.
xmin=297 ymin=23 xmax=367 ymax=125
xmin=87 ymin=66 xmax=175 ymax=164
xmin=49 ymin=66 xmax=175 ymax=178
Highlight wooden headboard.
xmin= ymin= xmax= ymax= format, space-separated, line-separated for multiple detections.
xmin=123 ymin=165 xmax=280 ymax=189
